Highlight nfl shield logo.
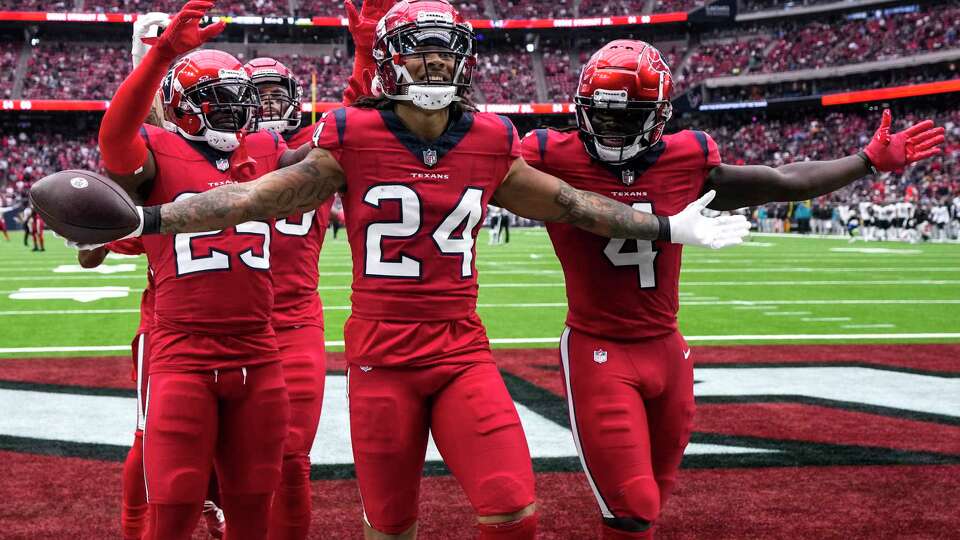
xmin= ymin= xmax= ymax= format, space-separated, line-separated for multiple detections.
xmin=593 ymin=348 xmax=608 ymax=364
xmin=216 ymin=158 xmax=230 ymax=172
xmin=621 ymin=169 xmax=635 ymax=186
xmin=423 ymin=148 xmax=438 ymax=167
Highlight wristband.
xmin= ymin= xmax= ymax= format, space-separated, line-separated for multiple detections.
xmin=141 ymin=205 xmax=162 ymax=235
xmin=857 ymin=150 xmax=878 ymax=175
xmin=657 ymin=215 xmax=671 ymax=242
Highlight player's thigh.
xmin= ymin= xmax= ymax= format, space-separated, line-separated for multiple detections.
xmin=348 ymin=365 xmax=431 ymax=533
xmin=277 ymin=325 xmax=327 ymax=455
xmin=561 ymin=328 xmax=662 ymax=517
xmin=216 ymin=362 xmax=290 ymax=495
xmin=143 ymin=370 xmax=217 ymax=504
xmin=431 ymin=361 xmax=534 ymax=517
xmin=642 ymin=333 xmax=695 ymax=501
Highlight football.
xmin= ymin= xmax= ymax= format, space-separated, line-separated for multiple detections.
xmin=29 ymin=169 xmax=140 ymax=244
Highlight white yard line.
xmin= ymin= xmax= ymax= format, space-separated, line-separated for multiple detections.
xmin=763 ymin=311 xmax=812 ymax=316
xmin=800 ymin=317 xmax=852 ymax=322
xmin=6 ymin=333 xmax=960 ymax=354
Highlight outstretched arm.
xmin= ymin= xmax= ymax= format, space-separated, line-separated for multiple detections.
xmin=147 ymin=148 xmax=345 ymax=234
xmin=494 ymin=158 xmax=750 ymax=248
xmin=705 ymin=110 xmax=945 ymax=211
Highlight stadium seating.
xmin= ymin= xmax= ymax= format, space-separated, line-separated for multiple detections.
xmin=0 ymin=42 xmax=19 ymax=100
xmin=21 ymin=43 xmax=130 ymax=100
xmin=577 ymin=0 xmax=647 ymax=17
xmin=0 ymin=0 xmax=72 ymax=10
xmin=652 ymin=0 xmax=705 ymax=13
xmin=270 ymin=50 xmax=351 ymax=101
xmin=499 ymin=0 xmax=574 ymax=20
xmin=474 ymin=48 xmax=539 ymax=103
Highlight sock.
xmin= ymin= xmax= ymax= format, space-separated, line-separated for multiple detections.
xmin=476 ymin=513 xmax=537 ymax=540
xmin=121 ymin=431 xmax=148 ymax=540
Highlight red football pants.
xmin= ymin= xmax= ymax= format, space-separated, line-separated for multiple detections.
xmin=559 ymin=328 xmax=695 ymax=526
xmin=142 ymin=362 xmax=290 ymax=540
xmin=348 ymin=360 xmax=535 ymax=535
xmin=269 ymin=325 xmax=327 ymax=540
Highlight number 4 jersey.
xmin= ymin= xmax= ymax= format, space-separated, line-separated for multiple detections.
xmin=140 ymin=124 xmax=288 ymax=371
xmin=523 ymin=128 xmax=721 ymax=340
xmin=312 ymin=106 xmax=520 ymax=364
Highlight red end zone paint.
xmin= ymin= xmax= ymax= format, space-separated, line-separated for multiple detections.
xmin=696 ymin=403 xmax=960 ymax=455
xmin=1 ymin=449 xmax=957 ymax=538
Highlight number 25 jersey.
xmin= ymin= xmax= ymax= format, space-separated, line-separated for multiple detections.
xmin=141 ymin=125 xmax=288 ymax=371
xmin=312 ymin=106 xmax=520 ymax=322
xmin=523 ymin=128 xmax=722 ymax=341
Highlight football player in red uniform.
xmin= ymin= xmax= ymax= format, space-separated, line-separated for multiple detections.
xmin=78 ymin=2 xmax=749 ymax=539
xmin=92 ymin=2 xmax=324 ymax=537
xmin=239 ymin=4 xmax=388 ymax=538
xmin=520 ymin=40 xmax=946 ymax=539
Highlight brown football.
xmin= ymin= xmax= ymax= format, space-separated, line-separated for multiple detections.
xmin=29 ymin=169 xmax=140 ymax=244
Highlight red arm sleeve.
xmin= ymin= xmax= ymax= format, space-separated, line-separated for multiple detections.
xmin=98 ymin=46 xmax=176 ymax=175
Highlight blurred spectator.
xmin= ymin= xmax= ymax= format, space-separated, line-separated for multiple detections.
xmin=0 ymin=42 xmax=19 ymax=100
xmin=22 ymin=42 xmax=130 ymax=99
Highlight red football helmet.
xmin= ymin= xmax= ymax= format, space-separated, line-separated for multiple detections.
xmin=373 ymin=0 xmax=477 ymax=110
xmin=160 ymin=49 xmax=259 ymax=152
xmin=575 ymin=40 xmax=674 ymax=164
xmin=243 ymin=57 xmax=302 ymax=134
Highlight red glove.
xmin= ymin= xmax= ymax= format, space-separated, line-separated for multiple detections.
xmin=343 ymin=0 xmax=393 ymax=104
xmin=154 ymin=0 xmax=226 ymax=60
xmin=345 ymin=0 xmax=393 ymax=54
xmin=863 ymin=109 xmax=946 ymax=173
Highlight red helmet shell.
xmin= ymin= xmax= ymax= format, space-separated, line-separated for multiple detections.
xmin=578 ymin=40 xmax=673 ymax=103
xmin=161 ymin=49 xmax=254 ymax=137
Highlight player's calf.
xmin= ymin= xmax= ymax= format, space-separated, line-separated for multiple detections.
xmin=602 ymin=516 xmax=653 ymax=539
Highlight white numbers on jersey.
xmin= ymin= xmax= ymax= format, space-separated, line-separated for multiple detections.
xmin=364 ymin=184 xmax=422 ymax=278
xmin=173 ymin=192 xmax=271 ymax=276
xmin=603 ymin=202 xmax=658 ymax=288
xmin=276 ymin=210 xmax=316 ymax=237
xmin=432 ymin=188 xmax=484 ymax=278
xmin=363 ymin=184 xmax=485 ymax=279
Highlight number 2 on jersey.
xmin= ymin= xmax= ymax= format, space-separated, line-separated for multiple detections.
xmin=173 ymin=192 xmax=271 ymax=276
xmin=603 ymin=202 xmax=657 ymax=288
xmin=364 ymin=184 xmax=484 ymax=279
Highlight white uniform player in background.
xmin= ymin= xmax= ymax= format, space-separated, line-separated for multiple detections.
xmin=858 ymin=200 xmax=874 ymax=241
xmin=895 ymin=200 xmax=913 ymax=241
xmin=951 ymin=196 xmax=960 ymax=239
xmin=932 ymin=202 xmax=951 ymax=241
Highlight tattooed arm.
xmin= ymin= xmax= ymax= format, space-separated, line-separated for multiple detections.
xmin=492 ymin=158 xmax=751 ymax=249
xmin=147 ymin=148 xmax=345 ymax=234
xmin=493 ymin=157 xmax=664 ymax=240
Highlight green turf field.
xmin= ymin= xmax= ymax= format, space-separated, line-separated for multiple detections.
xmin=1 ymin=229 xmax=959 ymax=357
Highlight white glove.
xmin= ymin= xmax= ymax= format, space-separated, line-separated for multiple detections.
xmin=132 ymin=12 xmax=171 ymax=67
xmin=63 ymin=207 xmax=145 ymax=251
xmin=667 ymin=190 xmax=751 ymax=249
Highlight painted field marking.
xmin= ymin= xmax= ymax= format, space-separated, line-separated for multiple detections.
xmin=801 ymin=317 xmax=852 ymax=322
xmin=829 ymin=247 xmax=923 ymax=255
xmin=8 ymin=287 xmax=130 ymax=303
xmin=842 ymin=324 xmax=896 ymax=329
xmin=763 ymin=311 xmax=812 ymax=316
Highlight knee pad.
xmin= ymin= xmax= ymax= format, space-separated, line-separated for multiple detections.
xmin=475 ymin=474 xmax=534 ymax=515
xmin=615 ymin=475 xmax=660 ymax=523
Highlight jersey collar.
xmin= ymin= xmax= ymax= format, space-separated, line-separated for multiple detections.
xmin=378 ymin=108 xmax=474 ymax=168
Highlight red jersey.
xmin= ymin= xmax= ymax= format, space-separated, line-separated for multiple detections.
xmin=312 ymin=106 xmax=519 ymax=365
xmin=313 ymin=106 xmax=519 ymax=321
xmin=522 ymin=128 xmax=721 ymax=340
xmin=106 ymin=238 xmax=154 ymax=336
xmin=140 ymin=124 xmax=288 ymax=371
xmin=269 ymin=123 xmax=334 ymax=330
